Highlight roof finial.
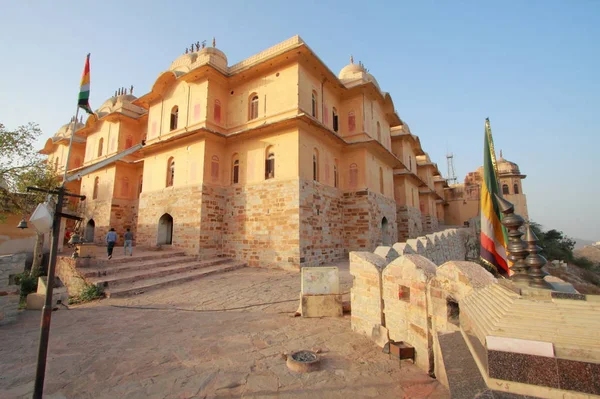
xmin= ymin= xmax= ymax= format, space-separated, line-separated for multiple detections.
xmin=499 ymin=149 xmax=503 ymax=158
xmin=202 ymin=40 xmax=206 ymax=49
xmin=212 ymin=37 xmax=216 ymax=47
xmin=195 ymin=41 xmax=200 ymax=51
xmin=185 ymin=48 xmax=188 ymax=54
xmin=114 ymin=90 xmax=117 ymax=97
xmin=130 ymin=85 xmax=134 ymax=95
xmin=350 ymin=55 xmax=354 ymax=64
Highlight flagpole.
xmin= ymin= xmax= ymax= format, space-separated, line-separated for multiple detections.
xmin=62 ymin=105 xmax=81 ymax=184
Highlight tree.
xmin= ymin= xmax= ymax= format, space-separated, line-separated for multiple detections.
xmin=527 ymin=221 xmax=577 ymax=263
xmin=0 ymin=122 xmax=59 ymax=277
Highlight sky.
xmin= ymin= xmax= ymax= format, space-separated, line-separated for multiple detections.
xmin=1 ymin=0 xmax=598 ymax=240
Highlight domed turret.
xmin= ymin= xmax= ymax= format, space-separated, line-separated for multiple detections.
xmin=53 ymin=119 xmax=85 ymax=142
xmin=169 ymin=38 xmax=228 ymax=75
xmin=496 ymin=150 xmax=522 ymax=176
xmin=338 ymin=56 xmax=382 ymax=91
xmin=96 ymin=88 xmax=146 ymax=119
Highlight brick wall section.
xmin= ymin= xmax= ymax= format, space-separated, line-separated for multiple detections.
xmin=222 ymin=178 xmax=301 ymax=270
xmin=299 ymin=180 xmax=344 ymax=266
xmin=349 ymin=252 xmax=387 ymax=338
xmin=137 ymin=186 xmax=203 ymax=254
xmin=382 ymin=255 xmax=437 ymax=372
xmin=396 ymin=205 xmax=423 ymax=242
xmin=343 ymin=190 xmax=397 ymax=253
xmin=55 ymin=256 xmax=89 ymax=297
xmin=0 ymin=253 xmax=26 ymax=325
xmin=110 ymin=199 xmax=139 ymax=245
xmin=422 ymin=214 xmax=439 ymax=234
xmin=83 ymin=199 xmax=112 ymax=245
xmin=199 ymin=184 xmax=225 ymax=259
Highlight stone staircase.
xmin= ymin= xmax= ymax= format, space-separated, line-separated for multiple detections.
xmin=80 ymin=251 xmax=246 ymax=298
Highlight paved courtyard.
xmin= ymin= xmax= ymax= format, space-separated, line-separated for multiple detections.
xmin=0 ymin=260 xmax=449 ymax=399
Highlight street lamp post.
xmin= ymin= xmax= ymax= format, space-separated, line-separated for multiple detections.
xmin=27 ymin=186 xmax=85 ymax=399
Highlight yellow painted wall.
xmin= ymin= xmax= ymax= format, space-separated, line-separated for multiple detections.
xmin=80 ymin=165 xmax=117 ymax=201
xmin=142 ymin=140 xmax=206 ymax=192
xmin=226 ymin=64 xmax=299 ymax=132
xmin=394 ymin=176 xmax=420 ymax=207
xmin=84 ymin=120 xmax=119 ymax=165
xmin=113 ymin=163 xmax=144 ymax=200
xmin=298 ymin=128 xmax=341 ymax=187
xmin=445 ymin=199 xmax=480 ymax=226
xmin=365 ymin=151 xmax=394 ymax=199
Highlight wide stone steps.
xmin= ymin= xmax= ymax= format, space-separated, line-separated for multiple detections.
xmin=88 ymin=258 xmax=232 ymax=289
xmin=92 ymin=251 xmax=187 ymax=266
xmin=104 ymin=260 xmax=246 ymax=298
xmin=80 ymin=255 xmax=194 ymax=278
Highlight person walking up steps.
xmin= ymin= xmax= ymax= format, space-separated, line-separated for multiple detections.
xmin=124 ymin=228 xmax=134 ymax=256
xmin=106 ymin=228 xmax=117 ymax=259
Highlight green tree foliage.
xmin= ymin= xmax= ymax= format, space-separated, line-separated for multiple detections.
xmin=528 ymin=221 xmax=577 ymax=263
xmin=0 ymin=122 xmax=60 ymax=277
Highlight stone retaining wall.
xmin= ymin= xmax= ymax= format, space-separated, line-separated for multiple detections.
xmin=0 ymin=253 xmax=26 ymax=325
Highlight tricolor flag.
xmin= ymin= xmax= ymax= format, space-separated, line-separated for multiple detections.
xmin=78 ymin=53 xmax=93 ymax=115
xmin=480 ymin=118 xmax=509 ymax=275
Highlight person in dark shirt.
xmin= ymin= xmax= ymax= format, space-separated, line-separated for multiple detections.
xmin=106 ymin=228 xmax=117 ymax=259
xmin=124 ymin=228 xmax=134 ymax=256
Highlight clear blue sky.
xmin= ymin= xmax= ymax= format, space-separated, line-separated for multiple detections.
xmin=1 ymin=1 xmax=598 ymax=240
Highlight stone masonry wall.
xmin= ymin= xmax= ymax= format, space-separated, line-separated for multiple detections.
xmin=396 ymin=205 xmax=423 ymax=242
xmin=343 ymin=190 xmax=397 ymax=253
xmin=199 ymin=184 xmax=226 ymax=259
xmin=222 ymin=178 xmax=301 ymax=270
xmin=299 ymin=180 xmax=344 ymax=267
xmin=422 ymin=214 xmax=439 ymax=234
xmin=137 ymin=186 xmax=203 ymax=254
xmin=110 ymin=199 xmax=139 ymax=245
xmin=83 ymin=199 xmax=112 ymax=245
xmin=0 ymin=253 xmax=26 ymax=325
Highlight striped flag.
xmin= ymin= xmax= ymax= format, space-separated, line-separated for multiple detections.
xmin=480 ymin=118 xmax=509 ymax=275
xmin=78 ymin=53 xmax=93 ymax=114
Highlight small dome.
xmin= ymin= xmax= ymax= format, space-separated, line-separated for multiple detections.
xmin=338 ymin=62 xmax=364 ymax=79
xmin=96 ymin=93 xmax=145 ymax=119
xmin=497 ymin=151 xmax=521 ymax=175
xmin=53 ymin=120 xmax=84 ymax=141
xmin=168 ymin=46 xmax=228 ymax=74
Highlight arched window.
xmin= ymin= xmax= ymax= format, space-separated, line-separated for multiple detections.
xmin=265 ymin=147 xmax=275 ymax=180
xmin=332 ymin=108 xmax=339 ymax=132
xmin=311 ymin=91 xmax=318 ymax=118
xmin=211 ymin=155 xmax=219 ymax=181
xmin=214 ymin=100 xmax=221 ymax=123
xmin=514 ymin=183 xmax=519 ymax=194
xmin=73 ymin=157 xmax=81 ymax=168
xmin=334 ymin=159 xmax=339 ymax=188
xmin=377 ymin=121 xmax=381 ymax=142
xmin=121 ymin=177 xmax=129 ymax=197
xmin=232 ymin=154 xmax=240 ymax=184
xmin=379 ymin=167 xmax=384 ymax=194
xmin=502 ymin=184 xmax=509 ymax=195
xmin=349 ymin=163 xmax=358 ymax=188
xmin=125 ymin=135 xmax=133 ymax=149
xmin=409 ymin=156 xmax=412 ymax=171
xmin=97 ymin=138 xmax=104 ymax=157
xmin=93 ymin=177 xmax=99 ymax=200
xmin=249 ymin=94 xmax=259 ymax=120
xmin=312 ymin=148 xmax=319 ymax=182
xmin=166 ymin=157 xmax=175 ymax=187
xmin=170 ymin=106 xmax=178 ymax=131
xmin=54 ymin=157 xmax=59 ymax=171
xmin=348 ymin=111 xmax=356 ymax=132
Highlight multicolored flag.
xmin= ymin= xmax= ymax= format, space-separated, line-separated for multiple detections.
xmin=480 ymin=118 xmax=509 ymax=275
xmin=78 ymin=53 xmax=93 ymax=115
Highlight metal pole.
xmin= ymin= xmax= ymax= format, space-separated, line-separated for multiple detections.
xmin=62 ymin=106 xmax=81 ymax=183
xmin=32 ymin=186 xmax=64 ymax=399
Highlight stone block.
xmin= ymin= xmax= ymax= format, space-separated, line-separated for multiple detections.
xmin=301 ymin=267 xmax=340 ymax=295
xmin=26 ymin=293 xmax=45 ymax=310
xmin=392 ymin=242 xmax=415 ymax=256
xmin=371 ymin=324 xmax=389 ymax=348
xmin=301 ymin=294 xmax=343 ymax=318
xmin=374 ymin=246 xmax=399 ymax=264
xmin=77 ymin=243 xmax=97 ymax=258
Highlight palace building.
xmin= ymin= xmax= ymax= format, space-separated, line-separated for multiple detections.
xmin=39 ymin=36 xmax=527 ymax=269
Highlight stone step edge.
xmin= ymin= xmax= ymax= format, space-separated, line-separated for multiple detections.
xmin=88 ymin=258 xmax=232 ymax=287
xmin=105 ymin=262 xmax=246 ymax=298
xmin=80 ymin=255 xmax=196 ymax=277
xmin=80 ymin=251 xmax=188 ymax=267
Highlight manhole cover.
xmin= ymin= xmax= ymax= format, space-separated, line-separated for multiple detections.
xmin=286 ymin=350 xmax=320 ymax=373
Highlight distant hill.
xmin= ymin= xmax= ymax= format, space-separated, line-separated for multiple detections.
xmin=574 ymin=245 xmax=600 ymax=264
xmin=574 ymin=238 xmax=597 ymax=249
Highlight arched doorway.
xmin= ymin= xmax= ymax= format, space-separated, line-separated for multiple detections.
xmin=157 ymin=213 xmax=173 ymax=245
xmin=381 ymin=217 xmax=390 ymax=246
xmin=85 ymin=219 xmax=95 ymax=242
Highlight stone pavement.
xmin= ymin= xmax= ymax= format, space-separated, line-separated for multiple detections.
xmin=0 ymin=260 xmax=449 ymax=399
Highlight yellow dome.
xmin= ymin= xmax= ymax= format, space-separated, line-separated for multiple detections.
xmin=168 ymin=46 xmax=228 ymax=74
xmin=338 ymin=62 xmax=364 ymax=79
xmin=497 ymin=151 xmax=521 ymax=175
xmin=53 ymin=120 xmax=84 ymax=141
